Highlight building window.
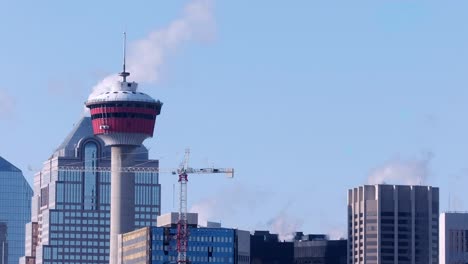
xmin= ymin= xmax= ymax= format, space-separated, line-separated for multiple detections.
xmin=84 ymin=142 xmax=98 ymax=210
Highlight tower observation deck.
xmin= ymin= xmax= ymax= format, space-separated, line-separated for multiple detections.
xmin=86 ymin=81 xmax=162 ymax=145
xmin=85 ymin=42 xmax=162 ymax=263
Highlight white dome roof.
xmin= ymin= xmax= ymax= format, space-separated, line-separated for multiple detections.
xmin=86 ymin=81 xmax=157 ymax=104
xmin=87 ymin=90 xmax=156 ymax=104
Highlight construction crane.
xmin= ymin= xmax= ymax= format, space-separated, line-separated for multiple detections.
xmin=174 ymin=149 xmax=234 ymax=263
xmin=56 ymin=149 xmax=234 ymax=264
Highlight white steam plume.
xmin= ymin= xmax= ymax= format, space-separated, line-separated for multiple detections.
xmin=0 ymin=90 xmax=14 ymax=119
xmin=318 ymin=211 xmax=346 ymax=240
xmin=267 ymin=208 xmax=303 ymax=242
xmin=88 ymin=0 xmax=215 ymax=100
xmin=326 ymin=227 xmax=346 ymax=240
xmin=190 ymin=185 xmax=304 ymax=240
xmin=189 ymin=184 xmax=266 ymax=226
xmin=367 ymin=152 xmax=433 ymax=185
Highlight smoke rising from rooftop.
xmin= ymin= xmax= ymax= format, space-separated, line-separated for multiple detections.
xmin=190 ymin=185 xmax=304 ymax=241
xmin=189 ymin=184 xmax=265 ymax=226
xmin=267 ymin=207 xmax=303 ymax=242
xmin=367 ymin=152 xmax=433 ymax=185
xmin=88 ymin=0 xmax=215 ymax=100
xmin=326 ymin=227 xmax=346 ymax=240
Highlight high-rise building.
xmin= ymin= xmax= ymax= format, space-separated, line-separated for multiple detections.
xmin=347 ymin=184 xmax=439 ymax=264
xmin=119 ymin=212 xmax=250 ymax=264
xmin=20 ymin=117 xmax=161 ymax=264
xmin=439 ymin=212 xmax=468 ymax=264
xmin=294 ymin=234 xmax=347 ymax=264
xmin=0 ymin=156 xmax=33 ymax=264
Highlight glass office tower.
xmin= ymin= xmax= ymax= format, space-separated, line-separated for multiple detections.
xmin=20 ymin=117 xmax=161 ymax=264
xmin=0 ymin=156 xmax=33 ymax=264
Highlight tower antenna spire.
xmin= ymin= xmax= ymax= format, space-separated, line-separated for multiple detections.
xmin=119 ymin=32 xmax=130 ymax=82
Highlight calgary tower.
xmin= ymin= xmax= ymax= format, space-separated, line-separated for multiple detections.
xmin=85 ymin=33 xmax=163 ymax=264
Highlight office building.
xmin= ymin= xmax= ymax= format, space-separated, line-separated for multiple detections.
xmin=20 ymin=117 xmax=161 ymax=264
xmin=119 ymin=212 xmax=250 ymax=264
xmin=250 ymin=231 xmax=294 ymax=264
xmin=348 ymin=184 xmax=439 ymax=264
xmin=0 ymin=156 xmax=33 ymax=264
xmin=439 ymin=212 xmax=468 ymax=264
xmin=294 ymin=234 xmax=347 ymax=264
xmin=249 ymin=231 xmax=346 ymax=264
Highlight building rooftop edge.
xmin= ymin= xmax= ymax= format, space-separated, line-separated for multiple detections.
xmin=349 ymin=184 xmax=438 ymax=189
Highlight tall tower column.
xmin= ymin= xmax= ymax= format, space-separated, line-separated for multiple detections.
xmin=110 ymin=146 xmax=136 ymax=264
xmin=86 ymin=36 xmax=162 ymax=263
xmin=86 ymin=77 xmax=162 ymax=264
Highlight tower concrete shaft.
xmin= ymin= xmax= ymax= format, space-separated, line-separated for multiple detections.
xmin=110 ymin=146 xmax=136 ymax=264
xmin=86 ymin=50 xmax=162 ymax=263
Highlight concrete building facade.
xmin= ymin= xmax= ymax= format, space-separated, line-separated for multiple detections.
xmin=439 ymin=212 xmax=468 ymax=264
xmin=20 ymin=117 xmax=161 ymax=264
xmin=0 ymin=156 xmax=33 ymax=264
xmin=347 ymin=185 xmax=439 ymax=264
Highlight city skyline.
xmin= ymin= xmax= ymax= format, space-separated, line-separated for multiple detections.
xmin=20 ymin=117 xmax=161 ymax=263
xmin=2 ymin=0 xmax=468 ymax=238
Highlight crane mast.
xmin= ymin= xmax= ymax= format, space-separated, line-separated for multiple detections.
xmin=175 ymin=149 xmax=234 ymax=264
xmin=177 ymin=172 xmax=188 ymax=263
xmin=176 ymin=149 xmax=190 ymax=263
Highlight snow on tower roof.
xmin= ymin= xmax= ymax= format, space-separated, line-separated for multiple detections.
xmin=87 ymin=90 xmax=157 ymax=104
xmin=86 ymin=81 xmax=158 ymax=105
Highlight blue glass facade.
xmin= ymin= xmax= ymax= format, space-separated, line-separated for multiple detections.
xmin=121 ymin=226 xmax=239 ymax=264
xmin=152 ymin=227 xmax=235 ymax=263
xmin=21 ymin=117 xmax=161 ymax=264
xmin=0 ymin=156 xmax=33 ymax=264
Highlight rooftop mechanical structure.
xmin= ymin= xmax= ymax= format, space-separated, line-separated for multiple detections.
xmin=85 ymin=33 xmax=163 ymax=264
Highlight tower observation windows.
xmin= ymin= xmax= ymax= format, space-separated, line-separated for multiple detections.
xmin=91 ymin=112 xmax=155 ymax=120
xmin=88 ymin=102 xmax=161 ymax=110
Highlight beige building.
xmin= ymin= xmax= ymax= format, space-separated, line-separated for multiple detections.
xmin=348 ymin=185 xmax=438 ymax=264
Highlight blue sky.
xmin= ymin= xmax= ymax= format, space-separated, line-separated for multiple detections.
xmin=2 ymin=0 xmax=468 ymax=238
